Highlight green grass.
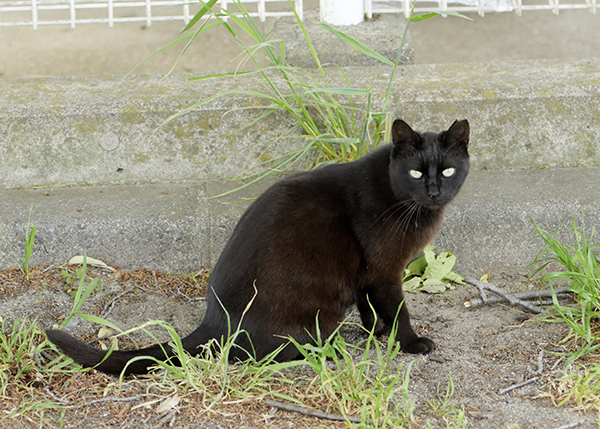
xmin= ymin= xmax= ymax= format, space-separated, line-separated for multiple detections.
xmin=426 ymin=376 xmax=467 ymax=429
xmin=109 ymin=316 xmax=422 ymax=427
xmin=141 ymin=0 xmax=469 ymax=196
xmin=529 ymin=213 xmax=600 ymax=364
xmin=0 ymin=258 xmax=471 ymax=427
xmin=0 ymin=203 xmax=36 ymax=281
xmin=528 ymin=213 xmax=600 ymax=418
xmin=544 ymin=363 xmax=600 ymax=414
xmin=0 ymin=317 xmax=78 ymax=422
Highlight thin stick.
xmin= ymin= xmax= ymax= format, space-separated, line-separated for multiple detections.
xmin=473 ymin=280 xmax=488 ymax=303
xmin=551 ymin=419 xmax=586 ymax=429
xmin=498 ymin=376 xmax=539 ymax=395
xmin=100 ymin=288 xmax=133 ymax=319
xmin=45 ymin=387 xmax=69 ymax=404
xmin=465 ymin=288 xmax=573 ymax=308
xmin=464 ymin=278 xmax=544 ymax=314
xmin=265 ymin=399 xmax=373 ymax=426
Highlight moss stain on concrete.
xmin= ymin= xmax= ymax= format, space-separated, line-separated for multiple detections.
xmin=133 ymin=153 xmax=150 ymax=163
xmin=122 ymin=105 xmax=142 ymax=124
xmin=75 ymin=117 xmax=100 ymax=133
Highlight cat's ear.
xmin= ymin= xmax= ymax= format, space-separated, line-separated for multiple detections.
xmin=392 ymin=119 xmax=419 ymax=147
xmin=443 ymin=119 xmax=469 ymax=147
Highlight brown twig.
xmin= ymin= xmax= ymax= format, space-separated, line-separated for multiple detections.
xmin=265 ymin=399 xmax=373 ymax=426
xmin=465 ymin=287 xmax=573 ymax=308
xmin=465 ymin=278 xmax=547 ymax=314
xmin=45 ymin=387 xmax=69 ymax=404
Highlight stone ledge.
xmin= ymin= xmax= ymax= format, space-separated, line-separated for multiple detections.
xmin=1 ymin=58 xmax=599 ymax=189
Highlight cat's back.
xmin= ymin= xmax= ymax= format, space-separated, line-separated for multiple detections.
xmin=263 ymin=144 xmax=391 ymax=206
xmin=216 ymin=146 xmax=392 ymax=264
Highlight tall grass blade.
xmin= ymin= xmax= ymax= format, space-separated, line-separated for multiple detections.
xmin=182 ymin=0 xmax=219 ymax=33
xmin=529 ymin=212 xmax=600 ymax=364
xmin=319 ymin=23 xmax=394 ymax=66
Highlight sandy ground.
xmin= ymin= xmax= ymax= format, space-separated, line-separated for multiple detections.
xmin=0 ymin=265 xmax=596 ymax=428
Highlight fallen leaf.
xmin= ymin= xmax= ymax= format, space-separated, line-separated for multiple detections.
xmin=97 ymin=327 xmax=114 ymax=338
xmin=402 ymin=276 xmax=423 ymax=292
xmin=68 ymin=255 xmax=115 ymax=271
xmin=156 ymin=394 xmax=180 ymax=414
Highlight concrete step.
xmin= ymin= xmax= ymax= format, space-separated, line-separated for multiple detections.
xmin=2 ymin=58 xmax=599 ymax=189
xmin=2 ymin=167 xmax=599 ymax=275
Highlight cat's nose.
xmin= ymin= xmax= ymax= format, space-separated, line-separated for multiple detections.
xmin=427 ymin=189 xmax=440 ymax=200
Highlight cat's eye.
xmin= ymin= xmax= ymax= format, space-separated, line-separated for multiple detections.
xmin=442 ymin=168 xmax=455 ymax=178
xmin=409 ymin=170 xmax=423 ymax=179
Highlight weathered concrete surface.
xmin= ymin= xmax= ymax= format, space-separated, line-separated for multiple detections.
xmin=1 ymin=10 xmax=599 ymax=275
xmin=1 ymin=58 xmax=599 ymax=189
xmin=0 ymin=73 xmax=300 ymax=188
xmin=1 ymin=168 xmax=599 ymax=274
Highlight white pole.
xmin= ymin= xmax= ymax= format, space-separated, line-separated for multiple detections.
xmin=320 ymin=0 xmax=363 ymax=25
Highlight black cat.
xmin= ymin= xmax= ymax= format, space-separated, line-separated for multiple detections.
xmin=47 ymin=119 xmax=470 ymax=375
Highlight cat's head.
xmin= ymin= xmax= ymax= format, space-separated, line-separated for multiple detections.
xmin=388 ymin=119 xmax=470 ymax=208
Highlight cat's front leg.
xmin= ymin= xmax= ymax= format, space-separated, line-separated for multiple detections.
xmin=356 ymin=290 xmax=391 ymax=336
xmin=358 ymin=285 xmax=435 ymax=354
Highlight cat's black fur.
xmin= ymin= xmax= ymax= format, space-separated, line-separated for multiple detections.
xmin=46 ymin=119 xmax=470 ymax=375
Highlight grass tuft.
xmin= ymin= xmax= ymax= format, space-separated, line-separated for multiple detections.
xmin=0 ymin=203 xmax=36 ymax=281
xmin=150 ymin=0 xmax=469 ymax=197
xmin=529 ymin=213 xmax=600 ymax=364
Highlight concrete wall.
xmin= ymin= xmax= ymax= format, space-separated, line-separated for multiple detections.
xmin=2 ymin=58 xmax=599 ymax=189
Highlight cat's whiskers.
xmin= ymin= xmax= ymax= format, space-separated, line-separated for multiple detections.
xmin=390 ymin=201 xmax=421 ymax=240
xmin=358 ymin=199 xmax=413 ymax=240
xmin=379 ymin=200 xmax=416 ymax=238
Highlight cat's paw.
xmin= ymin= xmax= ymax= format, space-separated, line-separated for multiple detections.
xmin=402 ymin=337 xmax=435 ymax=354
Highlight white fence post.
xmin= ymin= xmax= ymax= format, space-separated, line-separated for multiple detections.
xmin=320 ymin=0 xmax=364 ymax=25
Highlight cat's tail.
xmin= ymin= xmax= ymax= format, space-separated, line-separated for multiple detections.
xmin=46 ymin=328 xmax=208 ymax=375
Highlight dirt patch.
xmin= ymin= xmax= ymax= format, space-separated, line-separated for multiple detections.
xmin=0 ymin=265 xmax=594 ymax=428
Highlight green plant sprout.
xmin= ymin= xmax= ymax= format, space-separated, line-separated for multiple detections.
xmin=287 ymin=312 xmax=418 ymax=427
xmin=529 ymin=212 xmax=600 ymax=364
xmin=0 ymin=203 xmax=36 ymax=281
xmin=427 ymin=375 xmax=468 ymax=428
xmin=58 ymin=252 xmax=103 ymax=329
xmin=0 ymin=317 xmax=91 ymax=421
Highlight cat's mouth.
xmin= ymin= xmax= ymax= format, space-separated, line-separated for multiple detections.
xmin=420 ymin=195 xmax=449 ymax=209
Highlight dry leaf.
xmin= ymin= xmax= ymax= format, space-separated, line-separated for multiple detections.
xmin=156 ymin=395 xmax=180 ymax=414
xmin=68 ymin=255 xmax=116 ymax=271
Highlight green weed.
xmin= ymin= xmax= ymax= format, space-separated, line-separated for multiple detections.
xmin=65 ymin=299 xmax=422 ymax=426
xmin=543 ymin=363 xmax=600 ymax=414
xmin=427 ymin=375 xmax=467 ymax=428
xmin=403 ymin=244 xmax=464 ymax=294
xmin=529 ymin=213 xmax=600 ymax=364
xmin=145 ymin=0 xmax=469 ymax=196
xmin=0 ymin=318 xmax=77 ymax=421
xmin=287 ymin=317 xmax=417 ymax=427
xmin=0 ymin=203 xmax=36 ymax=281
xmin=59 ymin=252 xmax=103 ymax=329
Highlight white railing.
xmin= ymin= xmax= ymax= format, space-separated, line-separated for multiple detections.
xmin=367 ymin=0 xmax=597 ymax=16
xmin=0 ymin=0 xmax=302 ymax=29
